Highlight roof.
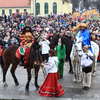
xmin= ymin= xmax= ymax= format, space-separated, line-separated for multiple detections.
xmin=0 ymin=0 xmax=31 ymax=8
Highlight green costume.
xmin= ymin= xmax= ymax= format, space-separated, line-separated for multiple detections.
xmin=56 ymin=44 xmax=66 ymax=78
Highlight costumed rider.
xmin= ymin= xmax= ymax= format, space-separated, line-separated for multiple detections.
xmin=75 ymin=23 xmax=92 ymax=55
xmin=16 ymin=26 xmax=34 ymax=65
xmin=70 ymin=23 xmax=92 ymax=60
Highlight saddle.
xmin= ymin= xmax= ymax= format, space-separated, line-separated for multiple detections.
xmin=16 ymin=47 xmax=31 ymax=65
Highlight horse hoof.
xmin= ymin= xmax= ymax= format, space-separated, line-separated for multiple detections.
xmin=25 ymin=88 xmax=29 ymax=95
xmin=15 ymin=84 xmax=19 ymax=87
xmin=15 ymin=83 xmax=19 ymax=87
xmin=36 ymin=85 xmax=39 ymax=90
xmin=69 ymin=70 xmax=73 ymax=74
xmin=3 ymin=82 xmax=8 ymax=87
xmin=73 ymin=78 xmax=77 ymax=83
xmin=25 ymin=90 xmax=29 ymax=95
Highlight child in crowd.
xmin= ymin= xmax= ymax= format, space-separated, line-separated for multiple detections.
xmin=38 ymin=49 xmax=64 ymax=97
xmin=81 ymin=45 xmax=94 ymax=90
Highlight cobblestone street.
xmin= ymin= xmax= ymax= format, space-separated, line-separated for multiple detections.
xmin=0 ymin=62 xmax=100 ymax=100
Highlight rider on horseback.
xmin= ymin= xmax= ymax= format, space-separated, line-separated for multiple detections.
xmin=71 ymin=22 xmax=94 ymax=83
xmin=76 ymin=23 xmax=91 ymax=51
xmin=16 ymin=26 xmax=34 ymax=65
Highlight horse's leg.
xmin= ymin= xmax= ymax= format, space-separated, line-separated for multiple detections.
xmin=0 ymin=56 xmax=4 ymax=69
xmin=68 ymin=56 xmax=73 ymax=74
xmin=3 ymin=63 xmax=9 ymax=87
xmin=10 ymin=64 xmax=19 ymax=86
xmin=25 ymin=68 xmax=31 ymax=93
xmin=0 ymin=56 xmax=3 ymax=82
xmin=34 ymin=64 xmax=40 ymax=89
xmin=73 ymin=61 xmax=78 ymax=82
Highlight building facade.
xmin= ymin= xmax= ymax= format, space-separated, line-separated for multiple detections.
xmin=0 ymin=0 xmax=72 ymax=16
xmin=31 ymin=0 xmax=72 ymax=16
xmin=0 ymin=0 xmax=31 ymax=15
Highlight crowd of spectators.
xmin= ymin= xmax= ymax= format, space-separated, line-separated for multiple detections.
xmin=0 ymin=12 xmax=100 ymax=48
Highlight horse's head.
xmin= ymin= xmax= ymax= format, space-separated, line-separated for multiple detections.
xmin=29 ymin=39 xmax=42 ymax=66
xmin=50 ymin=34 xmax=59 ymax=49
xmin=31 ymin=39 xmax=40 ymax=50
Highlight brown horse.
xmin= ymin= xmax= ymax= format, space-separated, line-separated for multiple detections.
xmin=50 ymin=34 xmax=73 ymax=73
xmin=0 ymin=41 xmax=42 ymax=93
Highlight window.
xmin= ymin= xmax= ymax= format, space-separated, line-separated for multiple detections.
xmin=62 ymin=0 xmax=64 ymax=4
xmin=24 ymin=9 xmax=27 ymax=12
xmin=2 ymin=9 xmax=5 ymax=15
xmin=44 ymin=3 xmax=49 ymax=14
xmin=53 ymin=2 xmax=57 ymax=14
xmin=35 ymin=3 xmax=40 ymax=15
xmin=9 ymin=9 xmax=12 ymax=15
xmin=16 ymin=9 xmax=19 ymax=13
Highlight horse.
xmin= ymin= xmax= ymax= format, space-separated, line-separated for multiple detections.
xmin=70 ymin=41 xmax=82 ymax=82
xmin=0 ymin=40 xmax=42 ymax=93
xmin=49 ymin=34 xmax=73 ymax=73
xmin=90 ymin=40 xmax=99 ymax=75
xmin=70 ymin=39 xmax=99 ymax=82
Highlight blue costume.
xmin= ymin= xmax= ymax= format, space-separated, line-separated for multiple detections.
xmin=80 ymin=29 xmax=91 ymax=46
xmin=76 ymin=28 xmax=92 ymax=52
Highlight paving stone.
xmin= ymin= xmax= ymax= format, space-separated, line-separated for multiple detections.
xmin=0 ymin=63 xmax=100 ymax=100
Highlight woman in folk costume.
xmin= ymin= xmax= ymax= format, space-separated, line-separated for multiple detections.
xmin=55 ymin=37 xmax=66 ymax=79
xmin=38 ymin=49 xmax=64 ymax=97
xmin=16 ymin=26 xmax=34 ymax=64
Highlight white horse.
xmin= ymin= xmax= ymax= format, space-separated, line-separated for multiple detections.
xmin=70 ymin=39 xmax=99 ymax=82
xmin=91 ymin=41 xmax=99 ymax=76
xmin=70 ymin=40 xmax=83 ymax=82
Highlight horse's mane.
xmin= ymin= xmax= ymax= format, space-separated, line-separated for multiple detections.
xmin=29 ymin=40 xmax=42 ymax=66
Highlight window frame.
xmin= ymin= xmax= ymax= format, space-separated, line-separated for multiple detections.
xmin=2 ymin=9 xmax=5 ymax=15
xmin=9 ymin=9 xmax=12 ymax=15
xmin=35 ymin=2 xmax=40 ymax=15
xmin=53 ymin=2 xmax=57 ymax=14
xmin=44 ymin=2 xmax=49 ymax=14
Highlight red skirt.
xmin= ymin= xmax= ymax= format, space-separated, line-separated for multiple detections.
xmin=38 ymin=73 xmax=64 ymax=97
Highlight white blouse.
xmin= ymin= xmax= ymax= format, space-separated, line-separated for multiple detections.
xmin=39 ymin=40 xmax=50 ymax=54
xmin=44 ymin=56 xmax=58 ymax=73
